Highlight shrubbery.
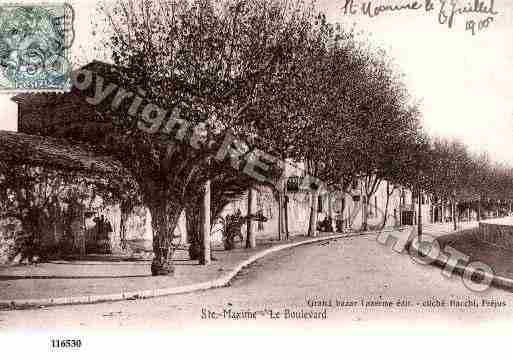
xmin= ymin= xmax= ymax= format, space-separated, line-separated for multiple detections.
xmin=0 ymin=217 xmax=21 ymax=264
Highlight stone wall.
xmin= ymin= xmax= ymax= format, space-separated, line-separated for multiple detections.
xmin=479 ymin=220 xmax=513 ymax=250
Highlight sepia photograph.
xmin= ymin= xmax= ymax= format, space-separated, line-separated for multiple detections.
xmin=0 ymin=0 xmax=511 ymax=356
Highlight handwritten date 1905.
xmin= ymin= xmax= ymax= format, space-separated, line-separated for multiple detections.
xmin=466 ymin=16 xmax=494 ymax=36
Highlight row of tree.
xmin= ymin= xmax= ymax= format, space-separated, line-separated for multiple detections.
xmin=416 ymin=137 xmax=513 ymax=229
xmin=96 ymin=0 xmax=513 ymax=273
xmin=2 ymin=0 xmax=513 ymax=274
xmin=93 ymin=0 xmax=426 ymax=274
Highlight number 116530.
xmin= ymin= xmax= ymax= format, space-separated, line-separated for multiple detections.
xmin=51 ymin=339 xmax=82 ymax=348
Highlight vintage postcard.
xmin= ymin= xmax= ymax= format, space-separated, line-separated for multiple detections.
xmin=0 ymin=0 xmax=511 ymax=357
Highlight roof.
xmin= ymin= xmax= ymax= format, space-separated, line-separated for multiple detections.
xmin=0 ymin=130 xmax=135 ymax=186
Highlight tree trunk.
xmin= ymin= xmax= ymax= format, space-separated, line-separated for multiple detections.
xmin=284 ymin=194 xmax=289 ymax=240
xmin=120 ymin=203 xmax=130 ymax=252
xmin=277 ymin=190 xmax=284 ymax=241
xmin=21 ymin=210 xmax=44 ymax=262
xmin=328 ymin=192 xmax=333 ymax=219
xmin=362 ymin=196 xmax=368 ymax=231
xmin=452 ymin=199 xmax=457 ymax=231
xmin=246 ymin=188 xmax=256 ymax=249
xmin=185 ymin=202 xmax=201 ymax=260
xmin=200 ymin=180 xmax=211 ymax=265
xmin=477 ymin=199 xmax=482 ymax=222
xmin=308 ymin=189 xmax=319 ymax=237
xmin=347 ymin=195 xmax=352 ymax=229
xmin=80 ymin=209 xmax=86 ymax=256
xmin=340 ymin=193 xmax=347 ymax=231
xmin=417 ymin=191 xmax=422 ymax=237
xmin=187 ymin=194 xmax=218 ymax=261
xmin=382 ymin=183 xmax=391 ymax=229
xmin=148 ymin=200 xmax=183 ymax=276
xmin=399 ymin=189 xmax=403 ymax=227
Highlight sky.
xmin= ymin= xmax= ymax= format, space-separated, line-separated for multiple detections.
xmin=1 ymin=0 xmax=512 ymax=164
xmin=318 ymin=0 xmax=513 ymax=164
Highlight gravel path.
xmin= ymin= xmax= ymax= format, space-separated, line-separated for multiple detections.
xmin=1 ymin=223 xmax=511 ymax=331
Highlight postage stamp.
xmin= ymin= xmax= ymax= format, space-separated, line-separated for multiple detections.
xmin=0 ymin=2 xmax=74 ymax=92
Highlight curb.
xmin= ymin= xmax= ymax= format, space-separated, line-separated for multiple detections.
xmin=430 ymin=256 xmax=513 ymax=292
xmin=0 ymin=228 xmax=402 ymax=310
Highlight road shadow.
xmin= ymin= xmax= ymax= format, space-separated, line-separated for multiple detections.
xmin=53 ymin=255 xmax=152 ymax=262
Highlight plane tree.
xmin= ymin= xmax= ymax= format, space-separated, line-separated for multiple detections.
xmin=278 ymin=34 xmax=421 ymax=233
xmin=244 ymin=24 xmax=382 ymax=236
xmin=374 ymin=104 xmax=425 ymax=228
xmin=348 ymin=54 xmax=415 ymax=231
xmin=71 ymin=0 xmax=332 ymax=274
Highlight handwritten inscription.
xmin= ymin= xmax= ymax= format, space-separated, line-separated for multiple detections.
xmin=342 ymin=0 xmax=499 ymax=35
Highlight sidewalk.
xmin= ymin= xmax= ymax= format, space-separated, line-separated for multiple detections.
xmin=0 ymin=230 xmax=393 ymax=309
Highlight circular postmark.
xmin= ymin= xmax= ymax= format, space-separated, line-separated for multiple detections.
xmin=0 ymin=5 xmax=75 ymax=89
